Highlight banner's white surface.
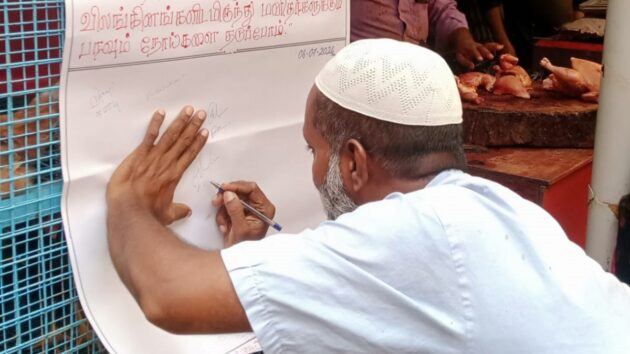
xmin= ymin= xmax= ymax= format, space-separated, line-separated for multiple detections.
xmin=60 ymin=1 xmax=348 ymax=352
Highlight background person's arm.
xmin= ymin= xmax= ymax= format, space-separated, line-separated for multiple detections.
xmin=106 ymin=106 xmax=251 ymax=334
xmin=429 ymin=0 xmax=469 ymax=52
xmin=485 ymin=5 xmax=516 ymax=56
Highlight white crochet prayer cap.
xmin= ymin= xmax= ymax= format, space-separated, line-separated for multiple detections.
xmin=315 ymin=38 xmax=462 ymax=126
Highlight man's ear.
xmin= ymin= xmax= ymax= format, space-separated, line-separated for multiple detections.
xmin=340 ymin=139 xmax=369 ymax=194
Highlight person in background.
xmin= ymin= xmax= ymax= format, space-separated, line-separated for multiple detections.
xmin=455 ymin=0 xmax=498 ymax=52
xmin=459 ymin=0 xmax=580 ymax=69
xmin=351 ymin=0 xmax=503 ymax=70
xmin=106 ymin=39 xmax=630 ymax=353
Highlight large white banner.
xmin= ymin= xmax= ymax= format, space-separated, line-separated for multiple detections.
xmin=60 ymin=1 xmax=348 ymax=352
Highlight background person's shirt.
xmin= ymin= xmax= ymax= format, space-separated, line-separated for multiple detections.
xmin=351 ymin=0 xmax=469 ymax=51
xmin=221 ymin=170 xmax=630 ymax=354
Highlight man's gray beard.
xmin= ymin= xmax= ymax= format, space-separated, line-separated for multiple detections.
xmin=318 ymin=151 xmax=358 ymax=220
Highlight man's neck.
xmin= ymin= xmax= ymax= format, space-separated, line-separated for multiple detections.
xmin=365 ymin=153 xmax=463 ymax=202
xmin=365 ymin=173 xmax=438 ymax=202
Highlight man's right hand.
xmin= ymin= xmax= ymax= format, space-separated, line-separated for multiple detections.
xmin=212 ymin=181 xmax=276 ymax=247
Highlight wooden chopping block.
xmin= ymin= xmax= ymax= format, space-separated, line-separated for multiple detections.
xmin=462 ymin=83 xmax=597 ymax=148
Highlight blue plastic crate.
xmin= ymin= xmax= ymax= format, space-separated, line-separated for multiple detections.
xmin=1 ymin=1 xmax=104 ymax=352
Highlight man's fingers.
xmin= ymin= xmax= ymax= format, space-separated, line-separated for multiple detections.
xmin=456 ymin=52 xmax=475 ymax=70
xmin=214 ymin=188 xmax=271 ymax=246
xmin=220 ymin=181 xmax=275 ymax=218
xmin=175 ymin=129 xmax=209 ymax=175
xmin=211 ymin=193 xmax=223 ymax=208
xmin=216 ymin=206 xmax=234 ymax=247
xmin=165 ymin=110 xmax=206 ymax=162
xmin=154 ymin=106 xmax=194 ymax=154
xmin=223 ymin=192 xmax=247 ymax=234
xmin=477 ymin=45 xmax=493 ymax=60
xmin=215 ymin=206 xmax=230 ymax=236
xmin=221 ymin=181 xmax=259 ymax=195
xmin=165 ymin=203 xmax=192 ymax=224
xmin=469 ymin=46 xmax=483 ymax=62
xmin=213 ymin=195 xmax=233 ymax=238
xmin=484 ymin=42 xmax=504 ymax=52
xmin=140 ymin=110 xmax=165 ymax=152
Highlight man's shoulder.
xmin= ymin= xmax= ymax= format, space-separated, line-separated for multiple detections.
xmin=414 ymin=170 xmax=560 ymax=236
xmin=421 ymin=169 xmax=534 ymax=210
xmin=332 ymin=169 xmax=532 ymax=234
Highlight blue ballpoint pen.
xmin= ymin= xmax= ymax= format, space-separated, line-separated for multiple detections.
xmin=210 ymin=181 xmax=283 ymax=231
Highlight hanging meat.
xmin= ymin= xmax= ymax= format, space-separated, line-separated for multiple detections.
xmin=540 ymin=57 xmax=602 ymax=102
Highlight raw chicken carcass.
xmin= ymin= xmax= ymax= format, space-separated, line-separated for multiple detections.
xmin=458 ymin=72 xmax=496 ymax=92
xmin=570 ymin=57 xmax=602 ymax=92
xmin=490 ymin=54 xmax=532 ymax=99
xmin=493 ymin=75 xmax=531 ymax=99
xmin=456 ymin=54 xmax=533 ymax=102
xmin=540 ymin=57 xmax=600 ymax=102
xmin=455 ymin=72 xmax=496 ymax=104
xmin=493 ymin=54 xmax=532 ymax=88
xmin=455 ymin=76 xmax=482 ymax=104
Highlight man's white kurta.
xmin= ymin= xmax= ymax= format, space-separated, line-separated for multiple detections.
xmin=222 ymin=170 xmax=630 ymax=353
